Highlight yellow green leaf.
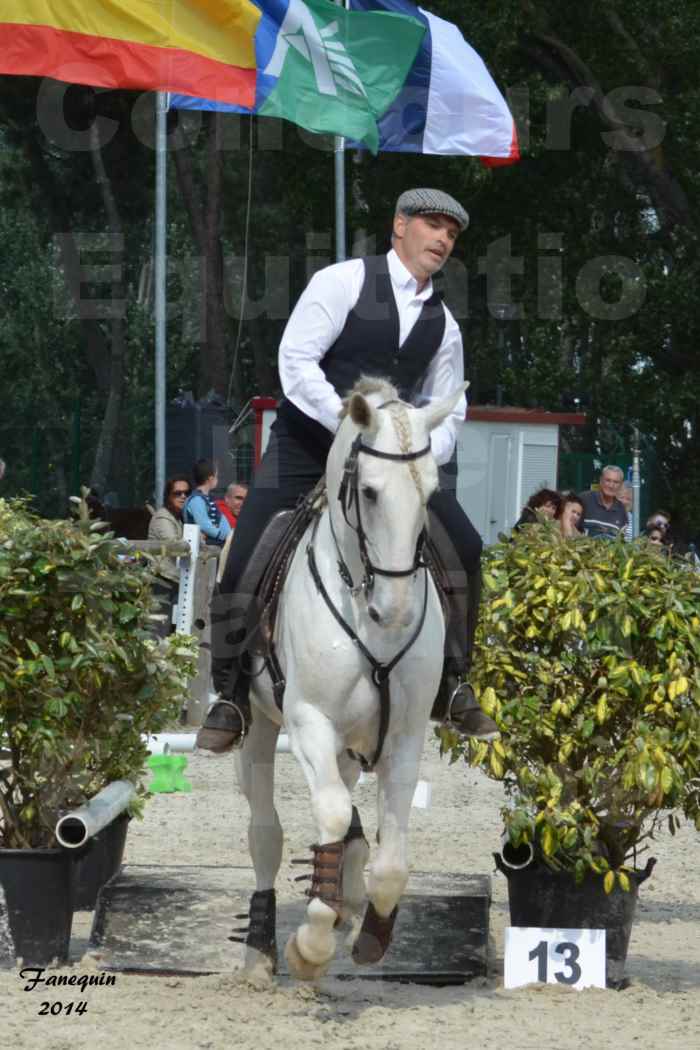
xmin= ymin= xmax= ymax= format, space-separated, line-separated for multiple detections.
xmin=596 ymin=694 xmax=608 ymax=723
xmin=541 ymin=825 xmax=556 ymax=856
xmin=604 ymin=870 xmax=615 ymax=894
xmin=618 ymin=871 xmax=630 ymax=892
xmin=489 ymin=749 xmax=504 ymax=779
xmin=480 ymin=687 xmax=497 ymax=715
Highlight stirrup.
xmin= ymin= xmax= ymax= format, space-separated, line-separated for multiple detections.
xmin=445 ymin=682 xmax=499 ymax=741
xmin=204 ymin=697 xmax=250 ymax=751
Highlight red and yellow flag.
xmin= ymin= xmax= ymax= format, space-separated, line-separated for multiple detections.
xmin=0 ymin=0 xmax=260 ymax=106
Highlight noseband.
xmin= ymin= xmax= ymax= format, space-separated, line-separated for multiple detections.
xmin=335 ymin=431 xmax=431 ymax=595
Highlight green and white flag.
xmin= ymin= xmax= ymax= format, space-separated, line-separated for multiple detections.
xmin=259 ymin=0 xmax=424 ymax=151
xmin=173 ymin=0 xmax=426 ymax=154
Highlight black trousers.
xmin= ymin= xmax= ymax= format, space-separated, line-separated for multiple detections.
xmin=214 ymin=413 xmax=482 ymax=685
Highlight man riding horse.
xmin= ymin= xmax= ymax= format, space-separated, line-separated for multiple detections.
xmin=199 ymin=187 xmax=498 ymax=752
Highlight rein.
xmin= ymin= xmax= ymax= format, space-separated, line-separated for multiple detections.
xmin=306 ymin=421 xmax=432 ymax=771
xmin=336 ymin=431 xmax=430 ymax=594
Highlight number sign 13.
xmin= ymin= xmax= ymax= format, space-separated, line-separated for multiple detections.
xmin=504 ymin=927 xmax=607 ymax=990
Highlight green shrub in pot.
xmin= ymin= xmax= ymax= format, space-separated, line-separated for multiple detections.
xmin=440 ymin=525 xmax=700 ymax=889
xmin=0 ymin=497 xmax=198 ymax=849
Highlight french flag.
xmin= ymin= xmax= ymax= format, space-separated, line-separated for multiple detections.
xmin=349 ymin=0 xmax=519 ymax=162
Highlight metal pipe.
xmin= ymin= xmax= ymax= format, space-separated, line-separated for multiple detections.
xmin=499 ymin=833 xmax=535 ymax=870
xmin=55 ymin=780 xmax=137 ymax=849
xmin=143 ymin=732 xmax=293 ymax=754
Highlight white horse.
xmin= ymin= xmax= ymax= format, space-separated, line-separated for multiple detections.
xmin=234 ymin=377 xmax=466 ymax=980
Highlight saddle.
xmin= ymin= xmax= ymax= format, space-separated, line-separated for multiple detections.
xmin=222 ymin=479 xmax=454 ymax=710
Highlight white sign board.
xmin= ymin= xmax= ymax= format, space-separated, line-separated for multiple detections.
xmin=504 ymin=927 xmax=606 ymax=990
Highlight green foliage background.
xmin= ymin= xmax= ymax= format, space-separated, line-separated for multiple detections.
xmin=1 ymin=2 xmax=700 ymax=530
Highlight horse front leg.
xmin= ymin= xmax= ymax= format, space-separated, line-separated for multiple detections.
xmin=233 ymin=711 xmax=282 ymax=976
xmin=352 ymin=735 xmax=423 ymax=966
xmin=284 ymin=705 xmax=353 ymax=980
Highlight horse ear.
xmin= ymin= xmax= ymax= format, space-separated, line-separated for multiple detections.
xmin=349 ymin=393 xmax=380 ymax=435
xmin=420 ymin=381 xmax=470 ymax=433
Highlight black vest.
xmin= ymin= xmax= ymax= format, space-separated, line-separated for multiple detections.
xmin=278 ymin=255 xmax=446 ymax=447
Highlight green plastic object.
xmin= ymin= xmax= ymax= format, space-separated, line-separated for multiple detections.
xmin=147 ymin=754 xmax=192 ymax=794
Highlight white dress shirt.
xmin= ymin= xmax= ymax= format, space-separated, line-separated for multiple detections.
xmin=278 ymin=249 xmax=466 ymax=466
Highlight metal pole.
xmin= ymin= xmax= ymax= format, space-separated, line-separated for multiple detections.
xmin=154 ymin=91 xmax=169 ymax=507
xmin=631 ymin=426 xmax=641 ymax=538
xmin=333 ymin=0 xmax=349 ymax=263
xmin=334 ymin=135 xmax=346 ymax=263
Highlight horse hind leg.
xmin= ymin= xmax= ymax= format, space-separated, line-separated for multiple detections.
xmin=336 ymin=752 xmax=369 ymax=926
xmin=229 ymin=888 xmax=277 ymax=978
xmin=351 ymin=739 xmax=423 ymax=966
xmin=338 ymin=804 xmax=370 ymax=928
xmin=234 ymin=713 xmax=282 ymax=976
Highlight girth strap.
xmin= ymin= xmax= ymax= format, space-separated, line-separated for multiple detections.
xmin=307 ymin=514 xmax=429 ymax=771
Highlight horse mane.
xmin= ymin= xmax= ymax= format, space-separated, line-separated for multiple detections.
xmin=338 ymin=376 xmax=399 ymax=420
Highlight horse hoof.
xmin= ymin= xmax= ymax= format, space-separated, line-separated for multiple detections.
xmin=244 ymin=944 xmax=277 ymax=979
xmin=284 ymin=933 xmax=329 ymax=981
xmin=351 ymin=903 xmax=398 ymax=965
xmin=242 ymin=947 xmax=276 ymax=986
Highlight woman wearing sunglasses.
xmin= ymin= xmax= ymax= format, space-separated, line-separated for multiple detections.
xmin=148 ymin=475 xmax=191 ymax=637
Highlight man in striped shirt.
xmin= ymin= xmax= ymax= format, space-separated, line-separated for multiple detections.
xmin=578 ymin=465 xmax=628 ymax=540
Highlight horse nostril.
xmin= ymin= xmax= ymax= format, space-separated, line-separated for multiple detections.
xmin=368 ymin=605 xmax=381 ymax=624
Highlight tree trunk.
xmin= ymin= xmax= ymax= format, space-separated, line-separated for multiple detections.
xmin=172 ymin=113 xmax=228 ymax=400
xmin=88 ymin=122 xmax=126 ymax=494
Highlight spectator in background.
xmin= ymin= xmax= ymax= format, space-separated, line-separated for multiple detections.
xmin=217 ymin=482 xmax=248 ymax=529
xmin=556 ymin=493 xmax=584 ymax=538
xmin=183 ymin=459 xmax=231 ymax=547
xmin=148 ymin=475 xmax=191 ymax=637
xmin=646 ymin=509 xmax=689 ymax=558
xmin=579 ymin=465 xmax=628 ymax=539
xmin=0 ymin=458 xmax=5 ymax=481
xmin=643 ymin=524 xmax=666 ymax=547
xmin=513 ymin=488 xmax=561 ymax=532
xmin=645 ymin=509 xmax=671 ymax=536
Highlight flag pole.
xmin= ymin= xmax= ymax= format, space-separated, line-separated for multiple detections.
xmin=154 ymin=90 xmax=169 ymax=507
xmin=333 ymin=135 xmax=346 ymax=263
xmin=333 ymin=0 xmax=349 ymax=263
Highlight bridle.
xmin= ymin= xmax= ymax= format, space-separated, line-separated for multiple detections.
xmin=305 ymin=408 xmax=433 ymax=771
xmin=334 ymin=430 xmax=431 ymax=595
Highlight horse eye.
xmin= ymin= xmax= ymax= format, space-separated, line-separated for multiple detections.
xmin=362 ymin=486 xmax=378 ymax=503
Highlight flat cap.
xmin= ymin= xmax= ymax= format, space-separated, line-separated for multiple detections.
xmin=395 ymin=188 xmax=469 ymax=231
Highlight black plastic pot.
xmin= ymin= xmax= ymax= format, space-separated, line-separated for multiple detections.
xmin=72 ymin=814 xmax=130 ymax=911
xmin=495 ymin=852 xmax=656 ymax=987
xmin=0 ymin=847 xmax=75 ymax=966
